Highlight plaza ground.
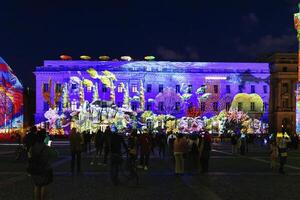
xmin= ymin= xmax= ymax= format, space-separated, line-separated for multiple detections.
xmin=0 ymin=141 xmax=300 ymax=200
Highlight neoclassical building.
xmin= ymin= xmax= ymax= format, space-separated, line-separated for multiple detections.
xmin=34 ymin=60 xmax=270 ymax=128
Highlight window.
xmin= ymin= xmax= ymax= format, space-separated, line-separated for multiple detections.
xmin=250 ymin=102 xmax=255 ymax=111
xmin=263 ymin=102 xmax=267 ymax=111
xmin=147 ymin=84 xmax=152 ymax=93
xmin=200 ymin=85 xmax=206 ymax=93
xmin=226 ymin=102 xmax=231 ymax=111
xmin=282 ymin=83 xmax=288 ymax=93
xmin=158 ymin=102 xmax=164 ymax=111
xmin=238 ymin=85 xmax=243 ymax=93
xmin=71 ymin=100 xmax=77 ymax=110
xmin=43 ymin=83 xmax=49 ymax=92
xmin=176 ymin=85 xmax=180 ymax=93
xmin=132 ymin=84 xmax=138 ymax=93
xmin=57 ymin=101 xmax=62 ymax=111
xmin=188 ymin=102 xmax=193 ymax=110
xmin=213 ymin=102 xmax=218 ymax=111
xmin=263 ymin=85 xmax=268 ymax=94
xmin=159 ymin=84 xmax=164 ymax=93
xmin=188 ymin=85 xmax=193 ymax=93
xmin=175 ymin=102 xmax=180 ymax=111
xmin=55 ymin=83 xmax=62 ymax=93
xmin=226 ymin=85 xmax=231 ymax=93
xmin=283 ymin=67 xmax=287 ymax=72
xmin=200 ymin=102 xmax=206 ymax=111
xmin=71 ymin=84 xmax=77 ymax=90
xmin=102 ymin=86 xmax=107 ymax=92
xmin=43 ymin=102 xmax=49 ymax=111
xmin=131 ymin=103 xmax=137 ymax=111
xmin=117 ymin=84 xmax=123 ymax=93
xmin=238 ymin=102 xmax=243 ymax=111
xmin=102 ymin=101 xmax=107 ymax=108
xmin=146 ymin=103 xmax=152 ymax=110
xmin=213 ymin=85 xmax=218 ymax=93
xmin=282 ymin=98 xmax=289 ymax=108
xmin=251 ymin=85 xmax=255 ymax=93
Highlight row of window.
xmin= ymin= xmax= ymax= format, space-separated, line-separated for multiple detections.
xmin=45 ymin=100 xmax=267 ymax=112
xmin=43 ymin=82 xmax=268 ymax=94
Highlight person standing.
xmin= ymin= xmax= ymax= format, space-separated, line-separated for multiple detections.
xmin=167 ymin=131 xmax=177 ymax=159
xmin=157 ymin=130 xmax=167 ymax=158
xmin=103 ymin=126 xmax=111 ymax=165
xmin=91 ymin=129 xmax=104 ymax=165
xmin=270 ymin=140 xmax=278 ymax=172
xmin=69 ymin=128 xmax=83 ymax=175
xmin=277 ymin=133 xmax=291 ymax=174
xmin=127 ymin=129 xmax=139 ymax=183
xmin=138 ymin=129 xmax=152 ymax=170
xmin=173 ymin=133 xmax=188 ymax=175
xmin=199 ymin=132 xmax=211 ymax=173
xmin=27 ymin=129 xmax=57 ymax=200
xmin=109 ymin=129 xmax=127 ymax=185
xmin=231 ymin=134 xmax=238 ymax=155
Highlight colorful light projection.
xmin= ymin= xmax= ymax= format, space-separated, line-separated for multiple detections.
xmin=0 ymin=57 xmax=23 ymax=131
xmin=36 ymin=60 xmax=269 ymax=134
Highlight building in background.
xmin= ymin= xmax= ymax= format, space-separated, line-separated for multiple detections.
xmin=34 ymin=60 xmax=270 ymax=134
xmin=0 ymin=57 xmax=23 ymax=133
xmin=260 ymin=53 xmax=298 ymax=134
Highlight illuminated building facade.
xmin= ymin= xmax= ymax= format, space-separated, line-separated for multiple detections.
xmin=35 ymin=60 xmax=270 ymax=131
xmin=0 ymin=57 xmax=23 ymax=132
xmin=260 ymin=53 xmax=298 ymax=134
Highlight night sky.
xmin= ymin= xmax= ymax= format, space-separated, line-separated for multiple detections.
xmin=0 ymin=0 xmax=299 ymax=87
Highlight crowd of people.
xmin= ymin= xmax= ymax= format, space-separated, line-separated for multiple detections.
xmin=20 ymin=125 xmax=298 ymax=199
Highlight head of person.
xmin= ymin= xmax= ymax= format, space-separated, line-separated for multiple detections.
xmin=30 ymin=126 xmax=37 ymax=134
xmin=177 ymin=133 xmax=183 ymax=139
xmin=37 ymin=129 xmax=46 ymax=143
xmin=71 ymin=127 xmax=77 ymax=135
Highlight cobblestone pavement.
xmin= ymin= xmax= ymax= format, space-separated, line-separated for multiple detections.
xmin=1 ymin=141 xmax=300 ymax=200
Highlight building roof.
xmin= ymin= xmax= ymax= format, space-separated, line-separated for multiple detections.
xmin=36 ymin=60 xmax=270 ymax=74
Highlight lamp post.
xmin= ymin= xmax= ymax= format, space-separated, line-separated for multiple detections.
xmin=294 ymin=3 xmax=300 ymax=134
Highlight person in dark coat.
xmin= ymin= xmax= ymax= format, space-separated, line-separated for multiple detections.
xmin=103 ymin=126 xmax=111 ymax=165
xmin=109 ymin=128 xmax=127 ymax=185
xmin=138 ymin=130 xmax=152 ymax=170
xmin=24 ymin=126 xmax=38 ymax=152
xmin=28 ymin=129 xmax=57 ymax=200
xmin=91 ymin=129 xmax=104 ymax=165
xmin=69 ymin=128 xmax=83 ymax=175
xmin=199 ymin=132 xmax=211 ymax=173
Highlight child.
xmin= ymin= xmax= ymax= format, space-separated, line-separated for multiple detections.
xmin=270 ymin=140 xmax=278 ymax=172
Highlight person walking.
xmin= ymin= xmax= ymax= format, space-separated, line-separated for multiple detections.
xmin=27 ymin=129 xmax=57 ymax=200
xmin=277 ymin=133 xmax=291 ymax=174
xmin=173 ymin=133 xmax=188 ymax=175
xmin=199 ymin=132 xmax=211 ymax=173
xmin=109 ymin=128 xmax=127 ymax=185
xmin=69 ymin=128 xmax=83 ymax=175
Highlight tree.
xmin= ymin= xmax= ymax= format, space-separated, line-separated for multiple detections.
xmin=154 ymin=87 xmax=182 ymax=115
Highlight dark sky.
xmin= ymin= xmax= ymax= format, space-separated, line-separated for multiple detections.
xmin=0 ymin=0 xmax=299 ymax=87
